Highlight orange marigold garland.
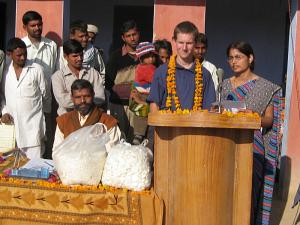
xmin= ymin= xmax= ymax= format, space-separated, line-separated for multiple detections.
xmin=166 ymin=55 xmax=203 ymax=112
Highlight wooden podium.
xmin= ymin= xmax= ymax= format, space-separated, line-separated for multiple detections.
xmin=148 ymin=111 xmax=261 ymax=225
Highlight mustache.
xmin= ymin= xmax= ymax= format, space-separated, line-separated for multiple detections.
xmin=74 ymin=102 xmax=94 ymax=114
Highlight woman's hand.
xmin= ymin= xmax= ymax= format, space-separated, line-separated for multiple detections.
xmin=238 ymin=108 xmax=253 ymax=113
xmin=261 ymin=105 xmax=274 ymax=128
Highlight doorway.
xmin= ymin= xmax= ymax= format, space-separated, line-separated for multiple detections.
xmin=111 ymin=5 xmax=154 ymax=53
xmin=0 ymin=2 xmax=6 ymax=49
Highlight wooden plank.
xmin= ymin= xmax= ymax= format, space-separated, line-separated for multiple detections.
xmin=148 ymin=112 xmax=261 ymax=129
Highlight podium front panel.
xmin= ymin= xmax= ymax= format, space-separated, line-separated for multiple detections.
xmin=153 ymin=126 xmax=253 ymax=225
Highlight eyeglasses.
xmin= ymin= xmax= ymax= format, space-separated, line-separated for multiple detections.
xmin=227 ymin=55 xmax=245 ymax=62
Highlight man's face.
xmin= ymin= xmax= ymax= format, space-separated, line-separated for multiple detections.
xmin=72 ymin=88 xmax=94 ymax=116
xmin=70 ymin=30 xmax=88 ymax=48
xmin=194 ymin=42 xmax=207 ymax=61
xmin=122 ymin=28 xmax=140 ymax=50
xmin=174 ymin=33 xmax=196 ymax=62
xmin=64 ymin=52 xmax=83 ymax=70
xmin=87 ymin=32 xmax=96 ymax=44
xmin=23 ymin=20 xmax=43 ymax=39
xmin=9 ymin=48 xmax=27 ymax=67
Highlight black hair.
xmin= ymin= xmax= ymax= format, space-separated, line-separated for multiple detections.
xmin=173 ymin=21 xmax=198 ymax=41
xmin=154 ymin=39 xmax=173 ymax=56
xmin=121 ymin=20 xmax=138 ymax=35
xmin=139 ymin=52 xmax=156 ymax=62
xmin=22 ymin=11 xmax=42 ymax=25
xmin=63 ymin=39 xmax=84 ymax=55
xmin=69 ymin=20 xmax=87 ymax=35
xmin=196 ymin=32 xmax=208 ymax=47
xmin=7 ymin=37 xmax=26 ymax=52
xmin=226 ymin=41 xmax=255 ymax=71
xmin=71 ymin=79 xmax=95 ymax=96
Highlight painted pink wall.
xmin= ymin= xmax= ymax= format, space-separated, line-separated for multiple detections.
xmin=286 ymin=0 xmax=300 ymax=182
xmin=153 ymin=0 xmax=206 ymax=51
xmin=15 ymin=0 xmax=64 ymax=46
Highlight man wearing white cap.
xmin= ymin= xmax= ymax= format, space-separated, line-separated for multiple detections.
xmin=87 ymin=24 xmax=98 ymax=44
xmin=56 ymin=21 xmax=105 ymax=82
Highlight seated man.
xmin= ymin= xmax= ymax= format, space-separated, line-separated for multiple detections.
xmin=52 ymin=39 xmax=105 ymax=115
xmin=53 ymin=79 xmax=121 ymax=153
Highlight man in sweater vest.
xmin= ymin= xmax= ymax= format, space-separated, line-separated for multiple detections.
xmin=52 ymin=79 xmax=121 ymax=154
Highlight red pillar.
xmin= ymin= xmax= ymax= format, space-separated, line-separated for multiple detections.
xmin=153 ymin=0 xmax=206 ymax=44
xmin=15 ymin=0 xmax=64 ymax=45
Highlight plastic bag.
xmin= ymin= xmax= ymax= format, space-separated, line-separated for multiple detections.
xmin=102 ymin=139 xmax=153 ymax=191
xmin=53 ymin=123 xmax=109 ymax=185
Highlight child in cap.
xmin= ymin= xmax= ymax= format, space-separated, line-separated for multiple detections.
xmin=129 ymin=42 xmax=158 ymax=144
xmin=133 ymin=42 xmax=157 ymax=94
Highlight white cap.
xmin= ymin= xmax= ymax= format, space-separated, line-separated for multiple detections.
xmin=87 ymin=24 xmax=99 ymax=34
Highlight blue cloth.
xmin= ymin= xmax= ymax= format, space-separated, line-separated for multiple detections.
xmin=147 ymin=62 xmax=216 ymax=110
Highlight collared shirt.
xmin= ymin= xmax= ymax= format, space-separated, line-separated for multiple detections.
xmin=51 ymin=66 xmax=105 ymax=115
xmin=147 ymin=62 xmax=216 ymax=110
xmin=1 ymin=61 xmax=50 ymax=148
xmin=203 ymin=59 xmax=219 ymax=92
xmin=121 ymin=44 xmax=137 ymax=59
xmin=52 ymin=111 xmax=121 ymax=152
xmin=56 ymin=44 xmax=105 ymax=82
xmin=22 ymin=36 xmax=57 ymax=112
xmin=22 ymin=36 xmax=57 ymax=81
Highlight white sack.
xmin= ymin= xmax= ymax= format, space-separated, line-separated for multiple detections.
xmin=102 ymin=140 xmax=153 ymax=191
xmin=53 ymin=123 xmax=109 ymax=185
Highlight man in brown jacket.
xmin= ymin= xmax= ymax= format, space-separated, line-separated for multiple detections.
xmin=52 ymin=79 xmax=121 ymax=154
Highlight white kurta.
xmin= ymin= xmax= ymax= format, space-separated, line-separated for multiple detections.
xmin=203 ymin=59 xmax=219 ymax=92
xmin=22 ymin=36 xmax=57 ymax=113
xmin=1 ymin=62 xmax=51 ymax=148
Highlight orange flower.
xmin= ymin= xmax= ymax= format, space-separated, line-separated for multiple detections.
xmin=165 ymin=55 xmax=203 ymax=112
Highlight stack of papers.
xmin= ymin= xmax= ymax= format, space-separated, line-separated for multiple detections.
xmin=21 ymin=158 xmax=55 ymax=173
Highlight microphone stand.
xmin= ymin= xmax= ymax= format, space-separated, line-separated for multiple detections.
xmin=217 ymin=83 xmax=222 ymax=113
xmin=216 ymin=68 xmax=224 ymax=114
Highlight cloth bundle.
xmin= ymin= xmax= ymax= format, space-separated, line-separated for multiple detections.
xmin=102 ymin=140 xmax=153 ymax=191
xmin=53 ymin=123 xmax=109 ymax=185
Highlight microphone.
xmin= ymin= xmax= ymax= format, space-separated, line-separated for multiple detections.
xmin=216 ymin=68 xmax=224 ymax=86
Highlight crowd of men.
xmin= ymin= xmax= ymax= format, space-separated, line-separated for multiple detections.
xmin=0 ymin=10 xmax=218 ymax=160
xmin=1 ymin=10 xmax=285 ymax=225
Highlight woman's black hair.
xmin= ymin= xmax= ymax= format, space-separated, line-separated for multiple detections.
xmin=226 ymin=41 xmax=255 ymax=71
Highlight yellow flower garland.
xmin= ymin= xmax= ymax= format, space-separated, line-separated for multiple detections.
xmin=0 ymin=174 xmax=151 ymax=195
xmin=166 ymin=55 xmax=203 ymax=112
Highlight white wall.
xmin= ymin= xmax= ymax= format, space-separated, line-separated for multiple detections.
xmin=69 ymin=0 xmax=154 ymax=61
xmin=205 ymin=0 xmax=288 ymax=85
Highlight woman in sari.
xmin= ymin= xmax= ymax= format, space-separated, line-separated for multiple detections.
xmin=221 ymin=41 xmax=282 ymax=225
